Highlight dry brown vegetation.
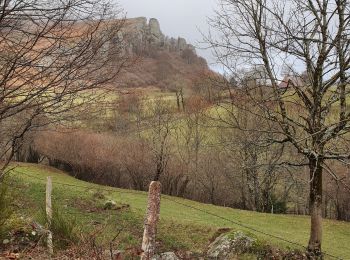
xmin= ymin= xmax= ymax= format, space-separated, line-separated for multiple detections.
xmin=116 ymin=47 xmax=210 ymax=90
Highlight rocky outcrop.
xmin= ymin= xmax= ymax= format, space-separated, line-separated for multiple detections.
xmin=207 ymin=232 xmax=256 ymax=259
xmin=109 ymin=17 xmax=209 ymax=89
xmin=120 ymin=17 xmax=195 ymax=55
xmin=206 ymin=231 xmax=309 ymax=259
xmin=177 ymin=37 xmax=187 ymax=51
xmin=149 ymin=18 xmax=164 ymax=44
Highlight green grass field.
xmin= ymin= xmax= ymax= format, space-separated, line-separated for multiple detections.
xmin=5 ymin=163 xmax=350 ymax=259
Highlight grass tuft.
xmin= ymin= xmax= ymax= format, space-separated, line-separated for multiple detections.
xmin=37 ymin=205 xmax=81 ymax=249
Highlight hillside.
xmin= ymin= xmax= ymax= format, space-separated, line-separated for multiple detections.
xmin=1 ymin=164 xmax=349 ymax=259
xmin=2 ymin=1 xmax=350 ymax=259
xmin=114 ymin=17 xmax=211 ymax=90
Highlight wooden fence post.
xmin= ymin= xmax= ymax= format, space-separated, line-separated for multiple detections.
xmin=141 ymin=181 xmax=162 ymax=260
xmin=46 ymin=176 xmax=53 ymax=257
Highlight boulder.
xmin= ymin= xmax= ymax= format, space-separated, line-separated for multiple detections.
xmin=207 ymin=232 xmax=255 ymax=259
xmin=104 ymin=200 xmax=117 ymax=210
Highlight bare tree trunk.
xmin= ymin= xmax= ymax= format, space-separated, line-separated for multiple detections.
xmin=307 ymin=158 xmax=323 ymax=256
xmin=335 ymin=181 xmax=342 ymax=221
xmin=176 ymin=92 xmax=181 ymax=111
xmin=180 ymin=88 xmax=185 ymax=111
xmin=141 ymin=181 xmax=162 ymax=260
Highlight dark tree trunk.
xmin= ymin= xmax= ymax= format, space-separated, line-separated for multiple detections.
xmin=26 ymin=145 xmax=40 ymax=163
xmin=154 ymin=161 xmax=162 ymax=181
xmin=307 ymin=157 xmax=323 ymax=257
xmin=180 ymin=89 xmax=185 ymax=111
xmin=335 ymin=182 xmax=343 ymax=221
xmin=177 ymin=177 xmax=189 ymax=197
xmin=240 ymin=171 xmax=247 ymax=209
xmin=210 ymin=185 xmax=215 ymax=205
xmin=176 ymin=92 xmax=181 ymax=111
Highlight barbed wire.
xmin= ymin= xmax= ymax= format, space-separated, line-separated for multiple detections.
xmin=10 ymin=169 xmax=344 ymax=259
xmin=12 ymin=169 xmax=144 ymax=196
xmin=162 ymin=197 xmax=342 ymax=259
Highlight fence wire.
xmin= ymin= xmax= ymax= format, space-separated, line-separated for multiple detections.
xmin=10 ymin=169 xmax=344 ymax=259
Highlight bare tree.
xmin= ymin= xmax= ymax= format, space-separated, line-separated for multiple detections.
xmin=220 ymin=104 xmax=287 ymax=212
xmin=0 ymin=0 xmax=129 ymax=178
xmin=209 ymin=0 xmax=350 ymax=256
xmin=167 ymin=75 xmax=188 ymax=111
xmin=144 ymin=98 xmax=174 ymax=181
xmin=173 ymin=95 xmax=208 ymax=198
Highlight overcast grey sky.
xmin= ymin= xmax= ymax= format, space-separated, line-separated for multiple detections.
xmin=116 ymin=0 xmax=220 ymax=70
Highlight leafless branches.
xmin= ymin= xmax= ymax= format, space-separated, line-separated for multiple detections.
xmin=0 ymin=0 xmax=129 ymax=176
xmin=208 ymin=0 xmax=350 ymax=254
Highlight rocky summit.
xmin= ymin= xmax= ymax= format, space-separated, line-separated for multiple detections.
xmin=123 ymin=17 xmax=196 ymax=55
xmin=111 ymin=17 xmax=210 ymax=89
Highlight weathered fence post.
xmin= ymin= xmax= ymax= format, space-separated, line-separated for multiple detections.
xmin=141 ymin=181 xmax=162 ymax=260
xmin=46 ymin=176 xmax=53 ymax=258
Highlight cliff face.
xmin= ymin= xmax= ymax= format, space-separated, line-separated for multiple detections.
xmin=123 ymin=17 xmax=196 ymax=55
xmin=115 ymin=17 xmax=209 ymax=89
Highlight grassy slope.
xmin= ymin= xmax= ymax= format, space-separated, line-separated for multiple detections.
xmin=8 ymin=163 xmax=350 ymax=259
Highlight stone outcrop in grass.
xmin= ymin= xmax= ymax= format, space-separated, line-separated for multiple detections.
xmin=207 ymin=231 xmax=255 ymax=259
xmin=207 ymin=231 xmax=309 ymax=259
